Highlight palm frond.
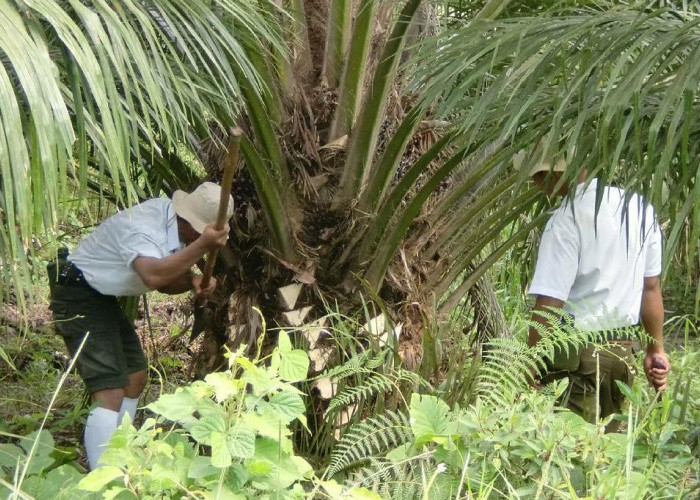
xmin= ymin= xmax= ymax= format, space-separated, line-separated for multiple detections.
xmin=0 ymin=0 xmax=282 ymax=301
xmin=412 ymin=7 xmax=700 ymax=268
xmin=334 ymin=0 xmax=423 ymax=206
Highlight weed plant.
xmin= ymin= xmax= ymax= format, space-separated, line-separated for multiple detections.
xmin=1 ymin=309 xmax=697 ymax=498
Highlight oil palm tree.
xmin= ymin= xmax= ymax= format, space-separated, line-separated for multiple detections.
xmin=189 ymin=0 xmax=700 ymax=375
xmin=3 ymin=0 xmax=699 ymax=377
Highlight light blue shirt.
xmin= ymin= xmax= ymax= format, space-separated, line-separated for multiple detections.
xmin=69 ymin=198 xmax=181 ymax=296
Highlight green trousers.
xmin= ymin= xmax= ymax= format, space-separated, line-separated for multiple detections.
xmin=546 ymin=344 xmax=636 ymax=431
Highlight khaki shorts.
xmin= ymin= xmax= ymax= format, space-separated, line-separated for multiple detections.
xmin=48 ymin=282 xmax=148 ymax=394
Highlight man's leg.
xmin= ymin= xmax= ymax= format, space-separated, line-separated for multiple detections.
xmin=85 ymin=371 xmax=146 ymax=469
xmin=85 ymin=387 xmax=125 ymax=470
xmin=564 ymin=345 xmax=598 ymax=424
xmin=118 ymin=370 xmax=147 ymax=425
xmin=50 ymin=287 xmax=134 ymax=469
xmin=598 ymin=345 xmax=635 ymax=432
xmin=566 ymin=344 xmax=635 ymax=432
xmin=116 ymin=299 xmax=149 ymax=426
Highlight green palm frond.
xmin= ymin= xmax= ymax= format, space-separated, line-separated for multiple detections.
xmin=412 ymin=6 xmax=700 ymax=271
xmin=334 ymin=0 xmax=422 ymax=206
xmin=0 ymin=0 xmax=282 ymax=300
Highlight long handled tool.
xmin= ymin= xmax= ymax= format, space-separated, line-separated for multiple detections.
xmin=190 ymin=127 xmax=243 ymax=341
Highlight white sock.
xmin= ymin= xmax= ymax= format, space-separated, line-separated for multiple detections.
xmin=84 ymin=407 xmax=119 ymax=470
xmin=117 ymin=397 xmax=139 ymax=425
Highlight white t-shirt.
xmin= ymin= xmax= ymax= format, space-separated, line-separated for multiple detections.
xmin=68 ymin=198 xmax=182 ymax=296
xmin=529 ymin=179 xmax=662 ymax=330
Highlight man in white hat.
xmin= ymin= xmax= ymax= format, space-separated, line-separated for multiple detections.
xmin=526 ymin=149 xmax=670 ymax=430
xmin=47 ymin=182 xmax=232 ymax=469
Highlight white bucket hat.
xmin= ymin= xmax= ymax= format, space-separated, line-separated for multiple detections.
xmin=514 ymin=137 xmax=568 ymax=176
xmin=172 ymin=182 xmax=234 ymax=234
xmin=530 ymin=156 xmax=567 ymax=176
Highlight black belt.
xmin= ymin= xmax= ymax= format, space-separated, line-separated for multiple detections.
xmin=47 ymin=259 xmax=93 ymax=289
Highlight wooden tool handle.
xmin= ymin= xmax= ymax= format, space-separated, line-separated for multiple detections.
xmin=200 ymin=128 xmax=243 ymax=289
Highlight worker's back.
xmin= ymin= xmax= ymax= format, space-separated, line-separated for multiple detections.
xmin=68 ymin=198 xmax=179 ymax=296
xmin=530 ymin=178 xmax=662 ymax=330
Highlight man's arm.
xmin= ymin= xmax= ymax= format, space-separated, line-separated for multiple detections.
xmin=132 ymin=224 xmax=227 ymax=291
xmin=529 ymin=295 xmax=566 ymax=347
xmin=156 ymin=272 xmax=194 ymax=295
xmin=526 ymin=295 xmax=565 ymax=387
xmin=640 ymin=275 xmax=670 ymax=391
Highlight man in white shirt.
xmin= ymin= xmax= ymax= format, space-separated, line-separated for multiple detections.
xmin=48 ymin=182 xmax=232 ymax=469
xmin=527 ymin=154 xmax=670 ymax=428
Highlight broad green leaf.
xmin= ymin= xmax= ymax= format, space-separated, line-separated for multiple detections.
xmin=148 ymin=387 xmax=199 ymax=425
xmin=244 ymin=410 xmax=287 ymax=440
xmin=239 ymin=357 xmax=279 ymax=394
xmin=151 ymin=460 xmax=188 ymax=490
xmin=190 ymin=414 xmax=227 ymax=445
xmin=225 ymin=463 xmax=250 ymax=491
xmin=267 ymin=391 xmax=306 ymax=423
xmin=247 ymin=458 xmax=273 ymax=477
xmin=227 ymin=423 xmax=256 ymax=459
xmin=103 ymin=486 xmax=132 ymax=500
xmin=386 ymin=442 xmax=413 ymax=463
xmin=201 ymin=486 xmax=247 ymax=500
xmin=321 ymin=480 xmax=344 ymax=498
xmin=278 ymin=330 xmax=292 ymax=352
xmin=163 ymin=432 xmax=195 ymax=459
xmin=188 ymin=456 xmax=218 ymax=479
xmin=205 ymin=371 xmax=241 ymax=402
xmin=615 ymin=380 xmax=640 ymax=405
xmin=291 ymin=456 xmax=313 ymax=479
xmin=78 ymin=465 xmax=124 ymax=492
xmin=211 ymin=430 xmax=232 ymax=468
xmin=19 ymin=429 xmax=54 ymax=456
xmin=24 ymin=454 xmax=55 ymax=477
xmin=248 ymin=438 xmax=301 ymax=490
xmin=410 ymin=394 xmax=450 ymax=445
xmin=279 ymin=349 xmax=309 ymax=382
xmin=0 ymin=443 xmax=23 ymax=468
xmin=21 ymin=464 xmax=84 ymax=499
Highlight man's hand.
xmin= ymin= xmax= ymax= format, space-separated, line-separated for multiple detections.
xmin=525 ymin=367 xmax=542 ymax=390
xmin=643 ymin=350 xmax=670 ymax=392
xmin=192 ymin=274 xmax=217 ymax=298
xmin=640 ymin=275 xmax=668 ymax=392
xmin=198 ymin=223 xmax=230 ymax=250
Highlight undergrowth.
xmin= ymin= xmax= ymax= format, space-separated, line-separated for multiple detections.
xmin=1 ymin=310 xmax=698 ymax=499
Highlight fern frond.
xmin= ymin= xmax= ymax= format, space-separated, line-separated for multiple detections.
xmin=477 ymin=311 xmax=651 ymax=407
xmin=354 ymin=457 xmax=423 ymax=500
xmin=319 ymin=349 xmax=388 ymax=381
xmin=327 ymin=370 xmax=421 ymax=415
xmin=325 ymin=410 xmax=412 ymax=478
xmin=478 ymin=337 xmax=536 ymax=406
